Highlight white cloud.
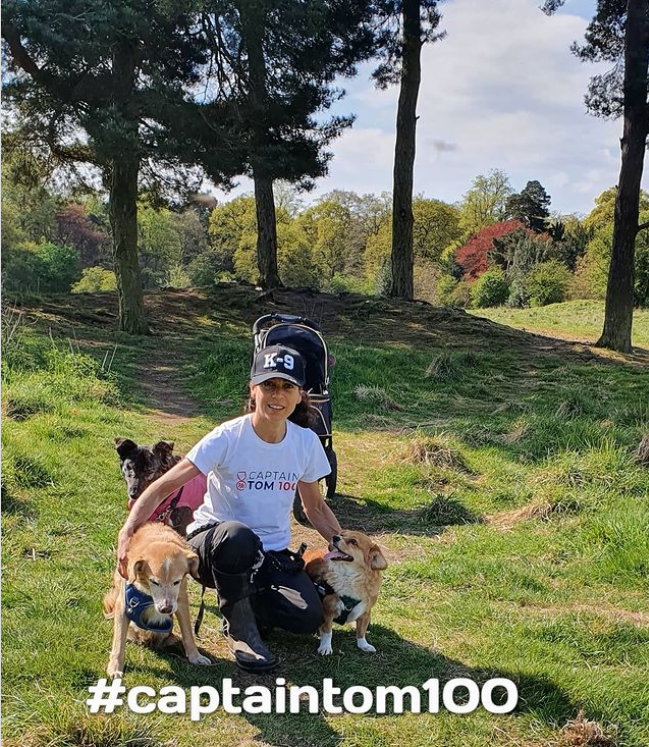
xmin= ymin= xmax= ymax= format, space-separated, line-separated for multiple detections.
xmin=315 ymin=0 xmax=637 ymax=216
xmin=212 ymin=0 xmax=641 ymax=216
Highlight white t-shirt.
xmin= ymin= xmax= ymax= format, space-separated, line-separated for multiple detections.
xmin=185 ymin=414 xmax=331 ymax=551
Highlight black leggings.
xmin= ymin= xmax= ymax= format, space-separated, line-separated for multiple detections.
xmin=187 ymin=521 xmax=324 ymax=634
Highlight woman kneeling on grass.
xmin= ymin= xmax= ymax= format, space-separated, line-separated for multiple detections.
xmin=117 ymin=344 xmax=342 ymax=673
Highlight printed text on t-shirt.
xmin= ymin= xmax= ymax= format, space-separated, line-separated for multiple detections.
xmin=235 ymin=471 xmax=299 ymax=491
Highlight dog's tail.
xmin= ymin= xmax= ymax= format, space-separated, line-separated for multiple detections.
xmin=103 ymin=585 xmax=118 ymax=619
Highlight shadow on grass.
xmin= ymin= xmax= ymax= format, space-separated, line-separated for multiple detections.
xmin=22 ymin=288 xmax=648 ymax=476
xmin=327 ymin=492 xmax=482 ymax=536
xmin=119 ymin=622 xmax=578 ymax=747
xmin=0 ymin=487 xmax=37 ymax=519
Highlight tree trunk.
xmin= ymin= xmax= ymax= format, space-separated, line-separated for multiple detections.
xmin=253 ymin=171 xmax=281 ymax=288
xmin=239 ymin=0 xmax=282 ymax=289
xmin=596 ymin=0 xmax=649 ymax=353
xmin=110 ymin=40 xmax=149 ymax=334
xmin=389 ymin=0 xmax=422 ymax=300
xmin=109 ymin=159 xmax=148 ymax=334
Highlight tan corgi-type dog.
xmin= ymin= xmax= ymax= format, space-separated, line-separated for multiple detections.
xmin=103 ymin=523 xmax=211 ymax=678
xmin=305 ymin=530 xmax=388 ymax=656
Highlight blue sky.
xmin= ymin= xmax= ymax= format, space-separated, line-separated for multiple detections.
xmin=213 ymin=0 xmax=645 ymax=217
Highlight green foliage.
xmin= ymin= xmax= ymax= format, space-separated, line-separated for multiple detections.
xmin=436 ymin=274 xmax=461 ymax=307
xmin=186 ymin=250 xmax=228 ymax=288
xmin=300 ymin=199 xmax=353 ymax=286
xmin=412 ymin=197 xmax=462 ymax=261
xmin=328 ymin=273 xmax=374 ymax=295
xmin=166 ymin=264 xmax=191 ymax=289
xmin=584 ymin=188 xmax=649 ymax=235
xmin=233 ymin=233 xmax=258 ymax=284
xmin=578 ymin=208 xmax=649 ymax=307
xmin=363 ymin=199 xmax=461 ymax=297
xmin=137 ymin=203 xmax=183 ymax=289
xmin=435 ymin=275 xmax=473 ymax=308
xmin=471 ymin=267 xmax=509 ymax=308
xmin=3 ymin=241 xmax=81 ymax=294
xmin=374 ymin=256 xmax=392 ymax=297
xmin=277 ymin=221 xmax=317 ymax=288
xmin=208 ymin=196 xmax=257 ymax=275
xmin=71 ymin=267 xmax=117 ymax=294
xmin=489 ymin=229 xmax=554 ymax=307
xmin=206 ymin=1 xmax=376 ymax=190
xmin=0 ymin=152 xmax=61 ymax=250
xmin=173 ymin=209 xmax=209 ymax=265
xmin=554 ymin=215 xmax=592 ymax=271
xmin=364 ymin=223 xmax=391 ymax=286
xmin=412 ymin=260 xmax=442 ymax=304
xmin=525 ymin=260 xmax=573 ymax=307
xmin=458 ymin=169 xmax=513 ymax=238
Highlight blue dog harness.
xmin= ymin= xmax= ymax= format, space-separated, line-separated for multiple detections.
xmin=125 ymin=584 xmax=173 ymax=634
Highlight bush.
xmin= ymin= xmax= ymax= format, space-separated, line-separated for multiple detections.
xmin=186 ymin=251 xmax=223 ymax=288
xmin=2 ymin=242 xmax=42 ymax=292
xmin=435 ymin=275 xmax=473 ymax=308
xmin=327 ymin=274 xmax=373 ymax=295
xmin=454 ymin=280 xmax=473 ymax=308
xmin=577 ymin=218 xmax=649 ymax=307
xmin=413 ymin=260 xmax=442 ymax=305
xmin=525 ymin=260 xmax=572 ymax=307
xmin=374 ymin=256 xmax=392 ymax=297
xmin=166 ymin=264 xmax=191 ymax=289
xmin=470 ymin=267 xmax=509 ymax=308
xmin=37 ymin=242 xmax=82 ymax=291
xmin=436 ymin=275 xmax=460 ymax=307
xmin=2 ymin=241 xmax=81 ymax=293
xmin=71 ymin=266 xmax=117 ymax=294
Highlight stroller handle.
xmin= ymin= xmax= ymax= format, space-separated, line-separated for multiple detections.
xmin=253 ymin=313 xmax=322 ymax=335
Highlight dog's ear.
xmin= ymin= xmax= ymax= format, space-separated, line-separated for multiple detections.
xmin=128 ymin=558 xmax=146 ymax=583
xmin=369 ymin=544 xmax=388 ymax=571
xmin=115 ymin=438 xmax=137 ymax=459
xmin=153 ymin=441 xmax=175 ymax=459
xmin=185 ymin=551 xmax=200 ymax=579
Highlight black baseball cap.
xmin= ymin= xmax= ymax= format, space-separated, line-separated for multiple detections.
xmin=250 ymin=344 xmax=306 ymax=387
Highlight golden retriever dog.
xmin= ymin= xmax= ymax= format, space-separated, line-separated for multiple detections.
xmin=305 ymin=530 xmax=388 ymax=656
xmin=103 ymin=523 xmax=211 ymax=678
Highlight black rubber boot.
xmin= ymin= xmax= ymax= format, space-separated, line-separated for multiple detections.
xmin=213 ymin=567 xmax=277 ymax=673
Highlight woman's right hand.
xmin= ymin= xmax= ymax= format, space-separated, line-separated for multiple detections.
xmin=115 ymin=459 xmax=203 ymax=578
xmin=117 ymin=528 xmax=132 ymax=579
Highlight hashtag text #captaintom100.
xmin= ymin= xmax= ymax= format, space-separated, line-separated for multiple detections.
xmin=87 ymin=677 xmax=519 ymax=720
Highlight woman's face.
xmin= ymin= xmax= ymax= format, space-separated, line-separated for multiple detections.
xmin=250 ymin=378 xmax=303 ymax=423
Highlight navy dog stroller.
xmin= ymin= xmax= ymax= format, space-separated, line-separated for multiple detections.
xmin=252 ymin=313 xmax=337 ymax=524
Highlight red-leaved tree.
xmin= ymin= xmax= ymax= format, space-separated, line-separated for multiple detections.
xmin=455 ymin=220 xmax=525 ymax=279
xmin=56 ymin=204 xmax=109 ymax=268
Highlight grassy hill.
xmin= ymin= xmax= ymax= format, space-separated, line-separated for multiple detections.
xmin=471 ymin=300 xmax=649 ymax=351
xmin=2 ymin=288 xmax=648 ymax=747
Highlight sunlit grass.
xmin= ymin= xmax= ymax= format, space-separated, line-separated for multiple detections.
xmin=2 ymin=289 xmax=648 ymax=746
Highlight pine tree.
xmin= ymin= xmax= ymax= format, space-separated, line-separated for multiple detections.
xmin=372 ymin=0 xmax=444 ymax=300
xmin=2 ymin=0 xmax=244 ymax=333
xmin=505 ymin=181 xmax=552 ymax=234
xmin=543 ymin=0 xmax=649 ymax=353
xmin=202 ymin=1 xmax=375 ymax=289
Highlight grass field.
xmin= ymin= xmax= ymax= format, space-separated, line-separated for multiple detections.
xmin=471 ymin=300 xmax=649 ymax=351
xmin=2 ymin=290 xmax=648 ymax=747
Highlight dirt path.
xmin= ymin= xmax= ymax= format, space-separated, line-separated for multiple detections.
xmin=138 ymin=347 xmax=200 ymax=425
